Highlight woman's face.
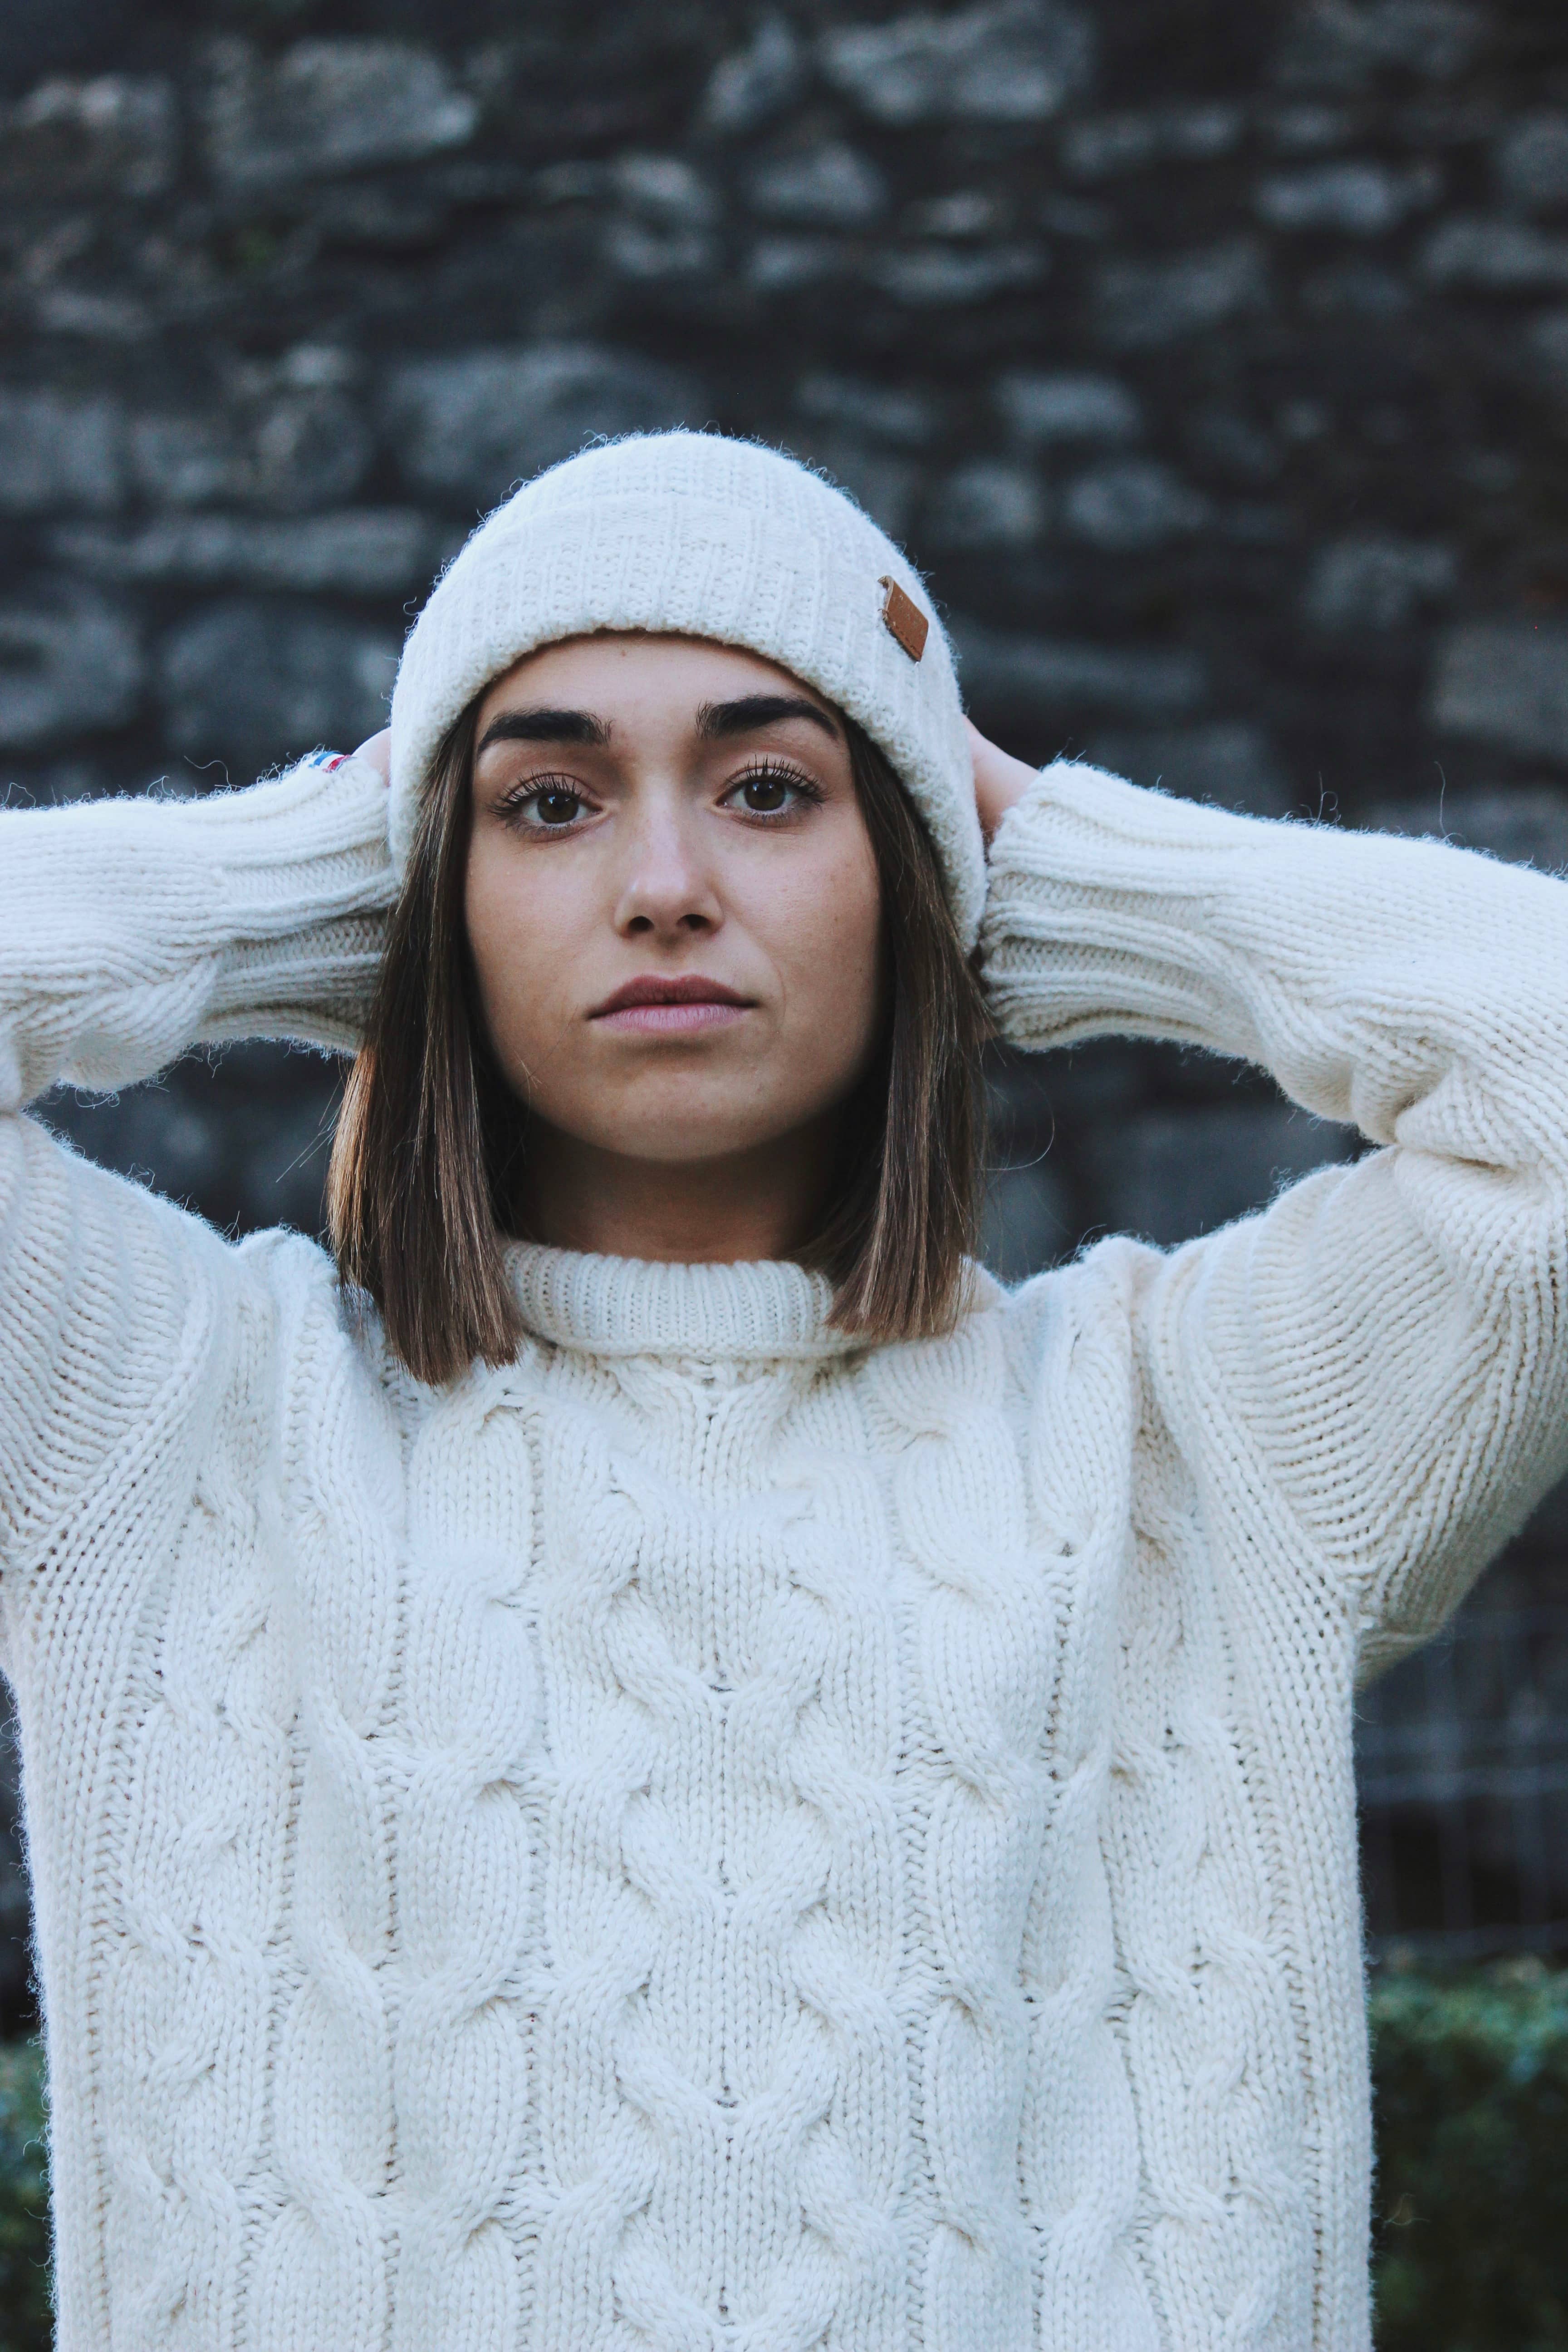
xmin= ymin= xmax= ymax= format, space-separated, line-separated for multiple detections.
xmin=465 ymin=633 xmax=884 ymax=1171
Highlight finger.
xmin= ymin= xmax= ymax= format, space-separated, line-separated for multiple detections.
xmin=353 ymin=728 xmax=392 ymax=784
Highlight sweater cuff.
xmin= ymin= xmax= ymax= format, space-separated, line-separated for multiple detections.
xmin=979 ymin=758 xmax=1287 ymax=1060
xmin=194 ymin=753 xmax=398 ymax=1048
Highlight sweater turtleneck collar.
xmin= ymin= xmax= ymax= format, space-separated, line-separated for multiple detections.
xmin=505 ymin=1242 xmax=868 ymax=1362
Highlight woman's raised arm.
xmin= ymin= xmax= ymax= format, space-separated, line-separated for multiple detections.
xmin=0 ymin=752 xmax=395 ymax=1576
xmin=979 ymin=754 xmax=1568 ymax=1670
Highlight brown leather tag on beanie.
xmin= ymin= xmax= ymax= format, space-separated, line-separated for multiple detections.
xmin=879 ymin=577 xmax=929 ymax=662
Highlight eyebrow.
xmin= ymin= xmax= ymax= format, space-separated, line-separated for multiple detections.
xmin=696 ymin=694 xmax=840 ymax=741
xmin=476 ymin=707 xmax=612 ymax=753
xmin=475 ymin=691 xmax=841 ymax=758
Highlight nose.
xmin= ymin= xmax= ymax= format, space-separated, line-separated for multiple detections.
xmin=612 ymin=796 xmax=723 ymax=942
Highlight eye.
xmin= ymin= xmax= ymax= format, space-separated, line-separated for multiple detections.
xmin=530 ymin=786 xmax=586 ymax=827
xmin=501 ymin=780 xmax=595 ymax=830
xmin=721 ymin=764 xmax=822 ymax=818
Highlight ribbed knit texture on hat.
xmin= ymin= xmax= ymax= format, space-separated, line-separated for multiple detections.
xmin=388 ymin=431 xmax=986 ymax=946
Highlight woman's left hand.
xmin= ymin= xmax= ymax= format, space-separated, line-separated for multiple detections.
xmin=352 ymin=728 xmax=392 ymax=785
xmin=966 ymin=718 xmax=1039 ymax=847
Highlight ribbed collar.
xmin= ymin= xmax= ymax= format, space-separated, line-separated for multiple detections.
xmin=505 ymin=1243 xmax=864 ymax=1361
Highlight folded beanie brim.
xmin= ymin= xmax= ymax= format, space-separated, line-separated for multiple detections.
xmin=388 ymin=432 xmax=985 ymax=947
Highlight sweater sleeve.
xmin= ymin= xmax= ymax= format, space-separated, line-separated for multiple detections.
xmin=981 ymin=759 xmax=1568 ymax=1670
xmin=0 ymin=755 xmax=396 ymax=1572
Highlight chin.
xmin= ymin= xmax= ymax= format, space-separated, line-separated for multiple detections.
xmin=600 ymin=1125 xmax=784 ymax=1168
xmin=567 ymin=1094 xmax=804 ymax=1166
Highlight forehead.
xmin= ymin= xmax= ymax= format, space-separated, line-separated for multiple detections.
xmin=475 ymin=632 xmax=837 ymax=729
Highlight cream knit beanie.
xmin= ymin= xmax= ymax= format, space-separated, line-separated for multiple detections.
xmin=387 ymin=431 xmax=986 ymax=947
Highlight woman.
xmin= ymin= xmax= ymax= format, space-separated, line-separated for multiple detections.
xmin=2 ymin=430 xmax=1564 ymax=2352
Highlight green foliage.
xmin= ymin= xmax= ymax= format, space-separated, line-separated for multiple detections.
xmin=1372 ymin=1959 xmax=1568 ymax=2352
xmin=0 ymin=1972 xmax=1564 ymax=2352
xmin=0 ymin=2041 xmax=49 ymax=2352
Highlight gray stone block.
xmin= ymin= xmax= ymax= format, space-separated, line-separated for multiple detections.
xmin=795 ymin=372 xmax=939 ymax=448
xmin=994 ymin=369 xmax=1142 ymax=444
xmin=1495 ymin=113 xmax=1568 ymax=217
xmin=1037 ymin=192 xmax=1112 ymax=240
xmin=747 ymin=142 xmax=888 ymax=228
xmin=1081 ymin=1101 xmax=1356 ymax=1250
xmin=818 ymin=1 xmax=1093 ymax=126
xmin=0 ymin=581 xmax=141 ymax=750
xmin=0 ymin=385 xmax=123 ymax=512
xmin=1095 ymin=238 xmax=1269 ymax=348
xmin=51 ymin=510 xmax=439 ymax=596
xmin=1302 ymin=534 xmax=1456 ymax=630
xmin=251 ymin=388 xmax=373 ymax=515
xmin=602 ymin=153 xmax=720 ymax=274
xmin=606 ymin=154 xmax=719 ymax=275
xmin=863 ymin=243 xmax=1046 ymax=305
xmin=602 ymin=222 xmax=716 ymax=284
xmin=159 ymin=599 xmax=397 ymax=780
xmin=746 ymin=236 xmax=849 ymax=294
xmin=384 ymin=343 xmax=703 ymax=508
xmin=1422 ymin=216 xmax=1568 ymax=291
xmin=1264 ymin=102 xmax=1357 ymax=152
xmin=1084 ymin=722 xmax=1292 ymax=815
xmin=608 ymin=153 xmax=720 ymax=230
xmin=1255 ymin=158 xmax=1440 ymax=235
xmin=1430 ymin=621 xmax=1568 ymax=764
xmin=0 ymin=74 xmax=176 ymax=201
xmin=701 ymin=18 xmax=807 ymax=135
xmin=1524 ymin=308 xmax=1568 ymax=400
xmin=1184 ymin=404 xmax=1285 ymax=485
xmin=1061 ymin=104 xmax=1242 ymax=182
xmin=128 ymin=411 xmax=246 ymax=507
xmin=951 ymin=616 xmax=1206 ymax=719
xmin=905 ymin=190 xmax=1008 ymax=238
xmin=1302 ymin=260 xmax=1415 ymax=321
xmin=206 ymin=36 xmax=477 ymax=189
xmin=1061 ymin=457 xmax=1210 ymax=551
xmin=924 ymin=461 xmax=1044 ymax=549
xmin=1272 ymin=0 xmax=1486 ymax=93
xmin=783 ymin=431 xmax=918 ymax=538
xmin=127 ymin=378 xmax=372 ymax=514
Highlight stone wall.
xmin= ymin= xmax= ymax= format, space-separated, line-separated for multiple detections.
xmin=2 ymin=0 xmax=1568 ymax=2012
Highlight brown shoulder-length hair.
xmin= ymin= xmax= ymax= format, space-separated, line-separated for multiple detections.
xmin=328 ymin=695 xmax=991 ymax=1386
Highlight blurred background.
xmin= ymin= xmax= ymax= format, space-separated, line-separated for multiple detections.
xmin=2 ymin=0 xmax=1568 ymax=2340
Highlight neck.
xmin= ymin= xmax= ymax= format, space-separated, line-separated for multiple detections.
xmin=519 ymin=1116 xmax=840 ymax=1265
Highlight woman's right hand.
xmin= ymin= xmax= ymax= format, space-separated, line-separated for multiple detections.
xmin=353 ymin=728 xmax=392 ymax=785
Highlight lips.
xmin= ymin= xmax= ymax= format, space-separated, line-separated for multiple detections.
xmin=588 ymin=974 xmax=755 ymax=1036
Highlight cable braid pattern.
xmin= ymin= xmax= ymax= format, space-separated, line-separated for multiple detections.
xmin=868 ymin=1313 xmax=1063 ymax=2352
xmin=527 ymin=1355 xmax=904 ymax=2349
xmin=1008 ymin=1262 xmax=1161 ymax=2352
xmin=389 ymin=1370 xmax=542 ymax=2349
xmin=249 ymin=1251 xmax=404 ymax=2350
xmin=1017 ymin=1245 xmax=1308 ymax=2348
xmin=1 ymin=1192 xmax=238 ymax=2352
xmin=98 ymin=1281 xmax=289 ymax=2351
xmin=1142 ymin=1238 xmax=1362 ymax=2346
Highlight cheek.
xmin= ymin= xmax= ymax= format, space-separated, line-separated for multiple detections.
xmin=464 ymin=839 xmax=578 ymax=1055
xmin=760 ymin=832 xmax=885 ymax=1064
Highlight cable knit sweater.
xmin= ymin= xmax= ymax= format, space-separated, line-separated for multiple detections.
xmin=2 ymin=752 xmax=1566 ymax=2352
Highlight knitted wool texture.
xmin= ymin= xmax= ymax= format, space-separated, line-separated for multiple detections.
xmin=387 ymin=431 xmax=988 ymax=945
xmin=3 ymin=755 xmax=1568 ymax=2351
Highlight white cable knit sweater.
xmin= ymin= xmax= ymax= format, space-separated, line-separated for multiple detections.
xmin=2 ymin=753 xmax=1566 ymax=2352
